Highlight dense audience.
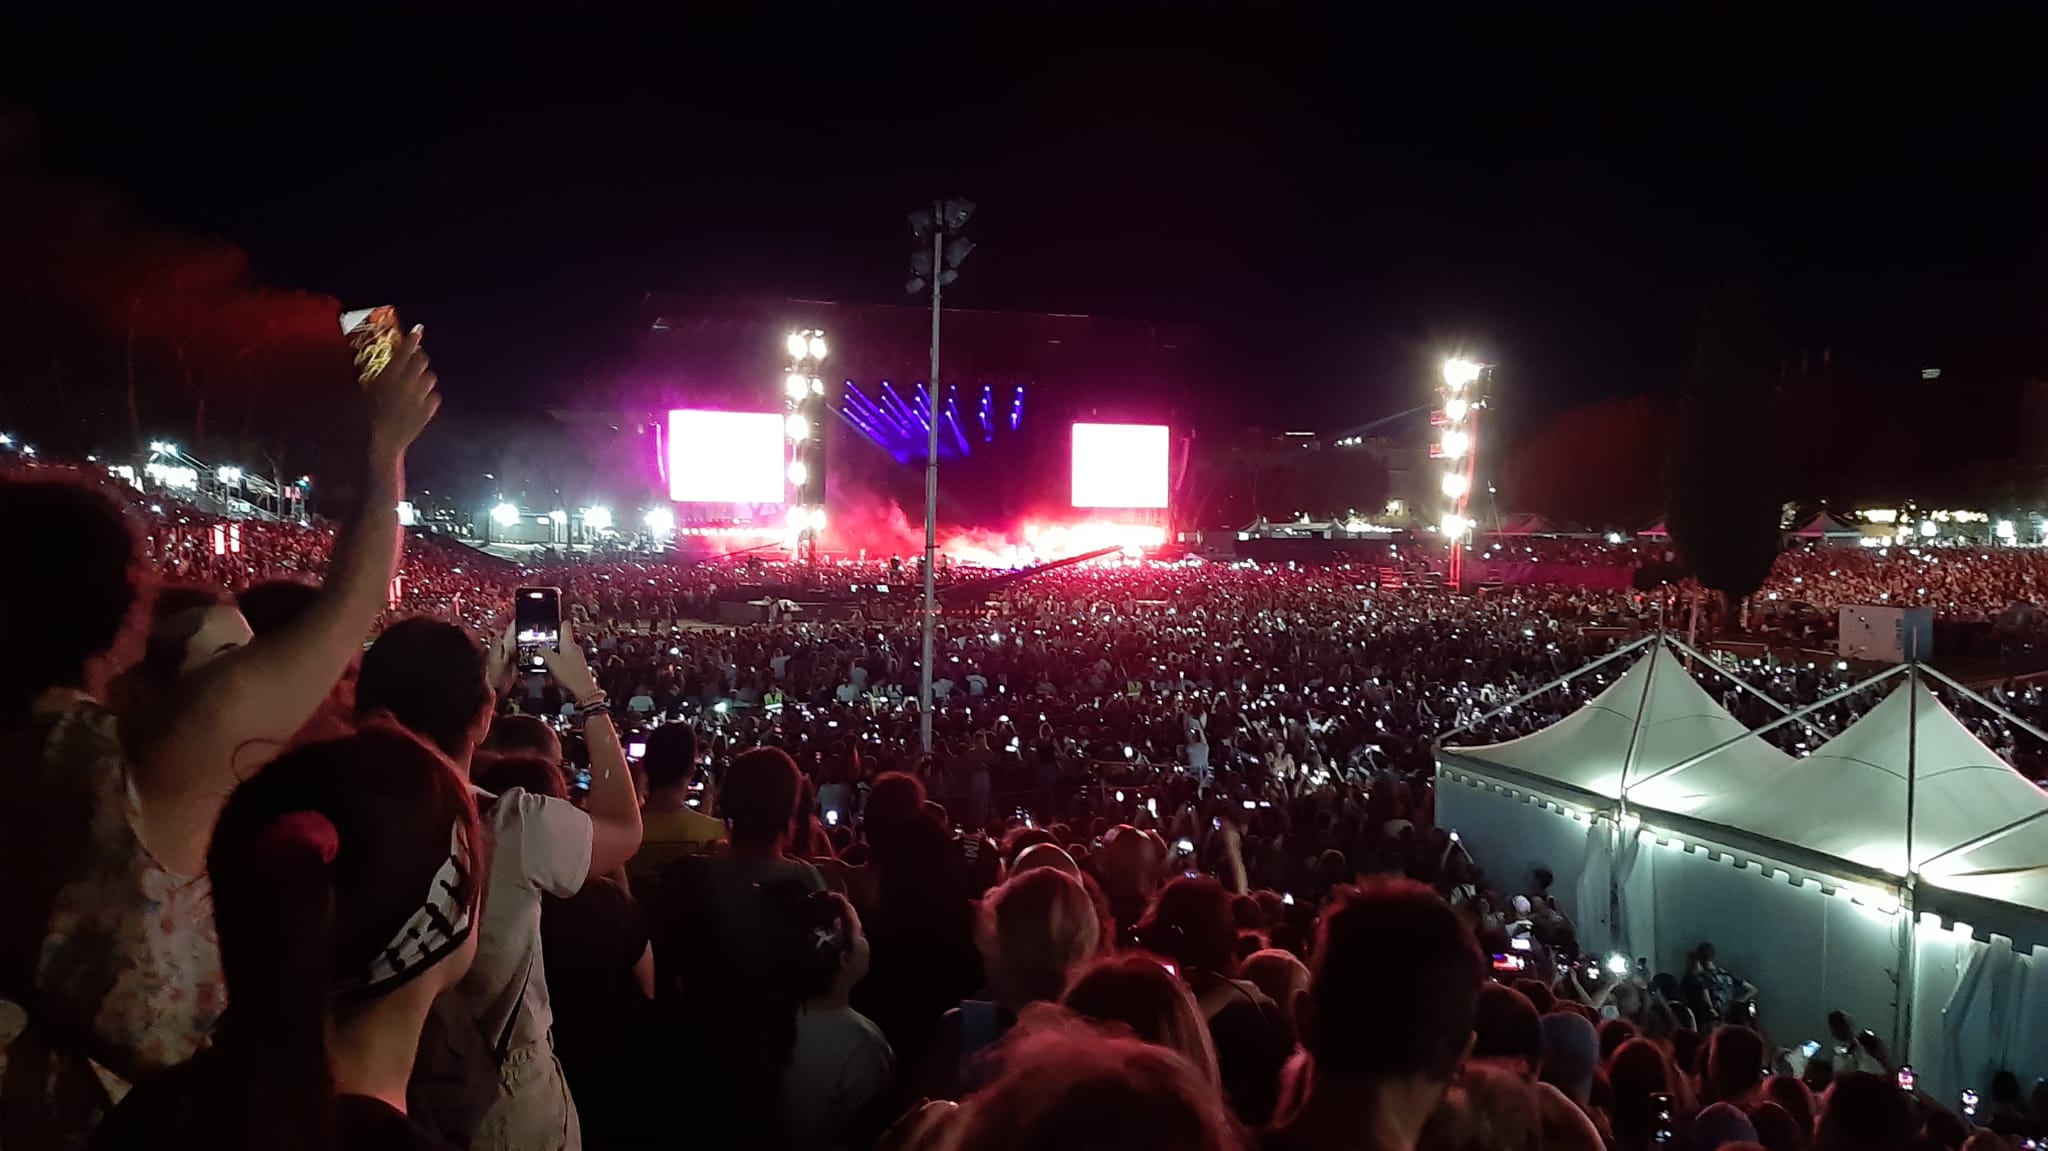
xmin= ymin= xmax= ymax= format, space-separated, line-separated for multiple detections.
xmin=5 ymin=336 xmax=2048 ymax=1150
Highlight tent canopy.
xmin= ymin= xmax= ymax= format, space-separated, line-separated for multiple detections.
xmin=1583 ymin=674 xmax=2048 ymax=919
xmin=1492 ymin=513 xmax=1555 ymax=536
xmin=1440 ymin=645 xmax=1795 ymax=803
xmin=1790 ymin=511 xmax=1862 ymax=539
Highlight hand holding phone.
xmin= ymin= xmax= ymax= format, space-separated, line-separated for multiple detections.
xmin=536 ymin=617 xmax=602 ymax=704
xmin=516 ymin=587 xmax=563 ymax=672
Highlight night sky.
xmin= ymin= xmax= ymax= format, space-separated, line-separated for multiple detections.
xmin=4 ymin=4 xmax=2044 ymax=439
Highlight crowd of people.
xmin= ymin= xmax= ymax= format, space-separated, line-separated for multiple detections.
xmin=5 ymin=332 xmax=2048 ymax=1151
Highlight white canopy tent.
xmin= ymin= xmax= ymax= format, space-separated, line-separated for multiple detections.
xmin=1436 ymin=643 xmax=2048 ymax=1101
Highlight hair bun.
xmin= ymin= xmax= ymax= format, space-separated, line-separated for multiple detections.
xmin=253 ymin=810 xmax=341 ymax=867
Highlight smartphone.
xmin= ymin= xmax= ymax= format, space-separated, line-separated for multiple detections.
xmin=1176 ymin=837 xmax=1195 ymax=854
xmin=1798 ymin=1040 xmax=1821 ymax=1059
xmin=1650 ymin=1092 xmax=1675 ymax=1146
xmin=1490 ymin=953 xmax=1527 ymax=973
xmin=1897 ymin=1066 xmax=1916 ymax=1092
xmin=1510 ymin=937 xmax=1532 ymax=952
xmin=515 ymin=587 xmax=563 ymax=672
xmin=1960 ymin=1088 xmax=1978 ymax=1120
xmin=627 ymin=741 xmax=647 ymax=760
xmin=569 ymin=767 xmax=592 ymax=795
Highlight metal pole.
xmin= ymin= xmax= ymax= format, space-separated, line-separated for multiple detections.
xmin=920 ymin=217 xmax=942 ymax=754
xmin=1898 ymin=662 xmax=1920 ymax=1065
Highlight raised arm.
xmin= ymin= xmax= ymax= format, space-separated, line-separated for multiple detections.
xmin=140 ymin=329 xmax=439 ymax=866
xmin=540 ymin=620 xmax=642 ymax=880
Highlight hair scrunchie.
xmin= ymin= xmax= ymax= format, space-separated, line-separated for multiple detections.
xmin=253 ymin=809 xmax=341 ymax=867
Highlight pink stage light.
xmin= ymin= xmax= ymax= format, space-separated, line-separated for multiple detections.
xmin=667 ymin=410 xmax=786 ymax=504
xmin=1071 ymin=423 xmax=1170 ymax=509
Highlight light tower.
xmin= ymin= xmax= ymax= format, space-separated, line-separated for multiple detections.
xmin=1432 ymin=357 xmax=1491 ymax=588
xmin=784 ymin=329 xmax=829 ymax=562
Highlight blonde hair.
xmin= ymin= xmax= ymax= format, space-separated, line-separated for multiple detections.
xmin=979 ymin=868 xmax=1100 ymax=1008
xmin=957 ymin=1015 xmax=1240 ymax=1151
xmin=1062 ymin=954 xmax=1221 ymax=1092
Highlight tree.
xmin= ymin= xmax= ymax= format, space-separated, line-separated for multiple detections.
xmin=1665 ymin=279 xmax=1784 ymax=604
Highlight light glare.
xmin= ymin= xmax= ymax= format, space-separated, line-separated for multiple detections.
xmin=1440 ymin=429 xmax=1470 ymax=459
xmin=1441 ymin=472 xmax=1470 ymax=498
xmin=786 ymin=332 xmax=808 ymax=359
xmin=490 ymin=502 xmax=520 ymax=527
xmin=1442 ymin=358 xmax=1482 ymax=388
xmin=644 ymin=506 xmax=676 ymax=535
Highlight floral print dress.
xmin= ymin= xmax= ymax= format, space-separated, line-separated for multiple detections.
xmin=0 ymin=697 xmax=224 ymax=1150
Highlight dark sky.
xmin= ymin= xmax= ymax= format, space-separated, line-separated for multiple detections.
xmin=4 ymin=3 xmax=2044 ymax=436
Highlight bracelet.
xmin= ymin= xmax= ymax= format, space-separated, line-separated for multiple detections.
xmin=575 ymin=692 xmax=611 ymax=723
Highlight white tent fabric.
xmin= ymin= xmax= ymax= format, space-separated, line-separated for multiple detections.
xmin=1441 ymin=645 xmax=1794 ymax=802
xmin=1436 ymin=652 xmax=2048 ymax=1103
xmin=1789 ymin=511 xmax=1862 ymax=539
xmin=1635 ymin=682 xmax=2048 ymax=912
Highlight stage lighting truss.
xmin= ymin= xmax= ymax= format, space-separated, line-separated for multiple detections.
xmin=784 ymin=328 xmax=830 ymax=550
xmin=1435 ymin=357 xmax=1491 ymax=582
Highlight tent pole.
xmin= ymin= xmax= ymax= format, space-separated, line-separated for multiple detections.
xmin=1917 ymin=664 xmax=2048 ymax=749
xmin=1617 ymin=639 xmax=1660 ymax=797
xmin=1624 ymin=663 xmax=1911 ymax=796
xmin=1432 ymin=633 xmax=1659 ymax=751
xmin=1667 ymin=637 xmax=1835 ymax=741
xmin=1915 ymin=806 xmax=2048 ymax=873
xmin=1896 ymin=662 xmax=1920 ymax=1068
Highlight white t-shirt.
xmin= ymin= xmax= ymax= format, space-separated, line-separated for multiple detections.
xmin=463 ymin=786 xmax=594 ymax=1052
xmin=781 ymin=1005 xmax=894 ymax=1149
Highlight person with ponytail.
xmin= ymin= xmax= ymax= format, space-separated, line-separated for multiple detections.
xmin=92 ymin=725 xmax=484 ymax=1151
xmin=0 ymin=331 xmax=441 ymax=1149
xmin=771 ymin=889 xmax=896 ymax=1151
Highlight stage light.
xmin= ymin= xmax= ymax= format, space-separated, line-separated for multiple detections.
xmin=644 ymin=507 xmax=676 ymax=535
xmin=548 ymin=509 xmax=568 ymax=525
xmin=1919 ymin=520 xmax=1937 ymax=538
xmin=0 ymin=434 xmax=12 ymax=447
xmin=788 ymin=460 xmax=809 ymax=486
xmin=1997 ymin=519 xmax=2017 ymax=541
xmin=786 ymin=332 xmax=809 ymax=359
xmin=786 ymin=413 xmax=810 ymax=441
xmin=1444 ymin=396 xmax=1470 ymax=422
xmin=1441 ymin=472 xmax=1470 ymax=498
xmin=582 ymin=506 xmax=613 ymax=531
xmin=1440 ymin=513 xmax=1470 ymax=537
xmin=216 ymin=466 xmax=242 ymax=485
xmin=1439 ymin=428 xmax=1470 ymax=459
xmin=810 ymin=507 xmax=828 ymax=531
xmin=1442 ymin=358 xmax=1482 ymax=389
xmin=785 ymin=372 xmax=809 ymax=400
xmin=811 ymin=377 xmax=825 ymax=396
xmin=808 ymin=334 xmax=828 ymax=361
xmin=1606 ymin=531 xmax=1624 ymax=544
xmin=490 ymin=502 xmax=520 ymax=527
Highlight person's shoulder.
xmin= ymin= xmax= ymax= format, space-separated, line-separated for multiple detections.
xmin=337 ymin=1094 xmax=461 ymax=1151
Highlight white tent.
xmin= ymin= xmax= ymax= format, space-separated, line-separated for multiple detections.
xmin=1435 ymin=648 xmax=2048 ymax=1102
xmin=1441 ymin=642 xmax=1792 ymax=803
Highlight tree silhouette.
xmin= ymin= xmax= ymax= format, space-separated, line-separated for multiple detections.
xmin=1666 ymin=279 xmax=1783 ymax=603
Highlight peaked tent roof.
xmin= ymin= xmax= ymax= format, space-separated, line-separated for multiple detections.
xmin=1493 ymin=513 xmax=1555 ymax=536
xmin=1654 ymin=681 xmax=2048 ymax=916
xmin=1440 ymin=645 xmax=1794 ymax=802
xmin=1790 ymin=511 xmax=1862 ymax=539
xmin=1639 ymin=520 xmax=1669 ymax=537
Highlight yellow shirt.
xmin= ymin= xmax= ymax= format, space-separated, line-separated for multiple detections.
xmin=629 ymin=805 xmax=728 ymax=884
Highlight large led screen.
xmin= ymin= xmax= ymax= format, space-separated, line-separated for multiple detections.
xmin=1070 ymin=422 xmax=1170 ymax=509
xmin=668 ymin=409 xmax=786 ymax=504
